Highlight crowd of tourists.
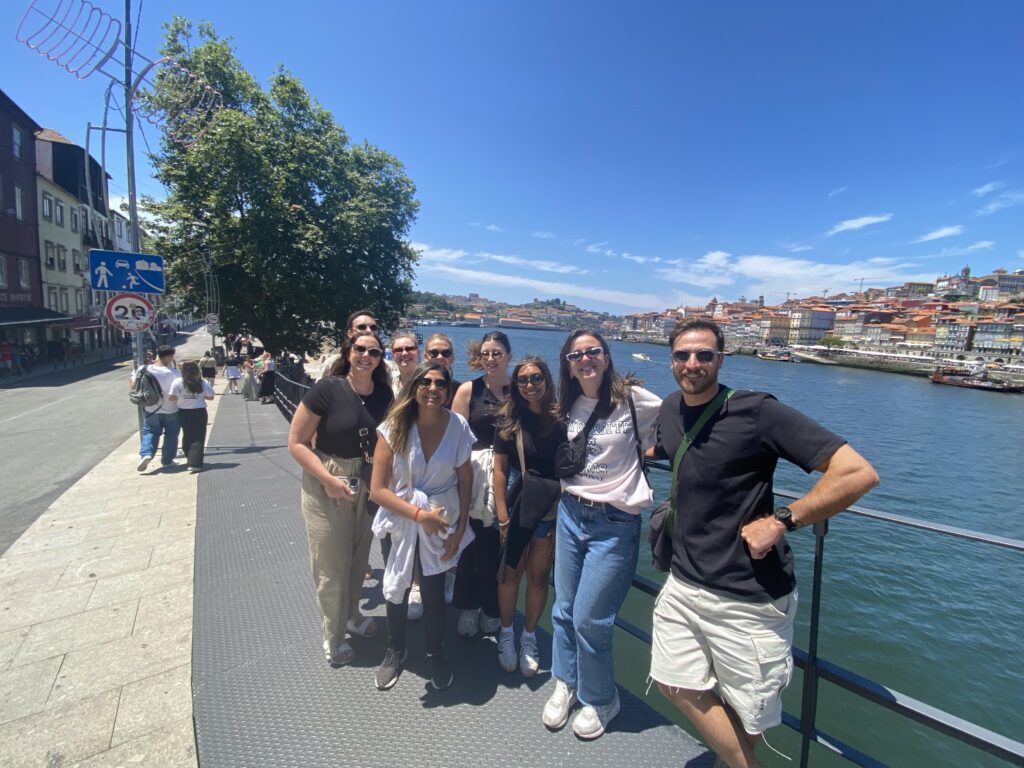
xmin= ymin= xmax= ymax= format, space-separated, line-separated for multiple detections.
xmin=284 ymin=309 xmax=880 ymax=764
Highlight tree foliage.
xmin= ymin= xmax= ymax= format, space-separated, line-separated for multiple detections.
xmin=142 ymin=18 xmax=419 ymax=354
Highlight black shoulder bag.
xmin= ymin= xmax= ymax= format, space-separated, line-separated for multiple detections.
xmin=648 ymin=387 xmax=734 ymax=572
xmin=552 ymin=406 xmax=602 ymax=479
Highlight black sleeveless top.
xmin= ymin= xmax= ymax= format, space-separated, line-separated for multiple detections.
xmin=468 ymin=376 xmax=506 ymax=450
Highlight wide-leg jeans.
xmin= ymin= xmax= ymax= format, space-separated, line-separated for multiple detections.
xmin=551 ymin=493 xmax=640 ymax=708
xmin=140 ymin=411 xmax=180 ymax=466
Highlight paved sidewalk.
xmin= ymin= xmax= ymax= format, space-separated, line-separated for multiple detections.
xmin=0 ymin=388 xmax=223 ymax=767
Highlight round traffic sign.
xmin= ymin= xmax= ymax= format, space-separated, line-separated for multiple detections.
xmin=105 ymin=293 xmax=155 ymax=333
xmin=206 ymin=313 xmax=219 ymax=325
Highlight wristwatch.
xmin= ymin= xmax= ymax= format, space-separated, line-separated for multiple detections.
xmin=774 ymin=506 xmax=799 ymax=532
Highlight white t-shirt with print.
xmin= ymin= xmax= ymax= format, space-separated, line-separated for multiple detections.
xmin=561 ymin=385 xmax=662 ymax=515
xmin=170 ymin=379 xmax=215 ymax=409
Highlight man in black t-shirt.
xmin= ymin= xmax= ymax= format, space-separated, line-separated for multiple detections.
xmin=650 ymin=318 xmax=878 ymax=768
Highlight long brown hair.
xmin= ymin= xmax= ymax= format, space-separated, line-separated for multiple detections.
xmin=327 ymin=332 xmax=390 ymax=390
xmin=495 ymin=356 xmax=560 ymax=441
xmin=181 ymin=360 xmax=204 ymax=395
xmin=382 ymin=361 xmax=452 ymax=456
xmin=557 ymin=328 xmax=636 ymax=420
xmin=466 ymin=330 xmax=511 ymax=371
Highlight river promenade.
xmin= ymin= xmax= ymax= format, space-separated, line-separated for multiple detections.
xmin=0 ymin=379 xmax=711 ymax=767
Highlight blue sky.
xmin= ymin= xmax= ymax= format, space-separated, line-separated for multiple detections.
xmin=4 ymin=1 xmax=1022 ymax=314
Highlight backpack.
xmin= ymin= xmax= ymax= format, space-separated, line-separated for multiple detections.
xmin=129 ymin=365 xmax=164 ymax=409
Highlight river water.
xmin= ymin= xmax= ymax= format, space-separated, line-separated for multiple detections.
xmin=420 ymin=325 xmax=1024 ymax=767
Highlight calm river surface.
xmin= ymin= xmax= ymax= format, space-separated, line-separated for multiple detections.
xmin=421 ymin=325 xmax=1024 ymax=767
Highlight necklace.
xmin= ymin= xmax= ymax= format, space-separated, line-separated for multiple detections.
xmin=346 ymin=373 xmax=373 ymax=400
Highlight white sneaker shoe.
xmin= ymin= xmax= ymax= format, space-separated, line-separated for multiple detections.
xmin=457 ymin=608 xmax=479 ymax=637
xmin=407 ymin=585 xmax=423 ymax=621
xmin=136 ymin=456 xmax=152 ymax=472
xmin=444 ymin=570 xmax=456 ymax=604
xmin=542 ymin=679 xmax=578 ymax=730
xmin=571 ymin=693 xmax=621 ymax=740
xmin=479 ymin=612 xmax=502 ymax=635
xmin=497 ymin=629 xmax=517 ymax=672
xmin=519 ymin=633 xmax=540 ymax=677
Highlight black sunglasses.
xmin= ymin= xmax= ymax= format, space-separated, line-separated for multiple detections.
xmin=354 ymin=322 xmax=379 ymax=332
xmin=416 ymin=377 xmax=450 ymax=390
xmin=392 ymin=345 xmax=417 ymax=354
xmin=672 ymin=349 xmax=719 ymax=364
xmin=516 ymin=373 xmax=546 ymax=387
xmin=352 ymin=344 xmax=383 ymax=358
xmin=427 ymin=348 xmax=453 ymax=359
xmin=565 ymin=346 xmax=604 ymax=362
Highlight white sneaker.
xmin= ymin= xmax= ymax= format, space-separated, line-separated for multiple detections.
xmin=571 ymin=693 xmax=621 ymax=740
xmin=444 ymin=570 xmax=456 ymax=604
xmin=497 ymin=629 xmax=517 ymax=672
xmin=479 ymin=612 xmax=501 ymax=635
xmin=136 ymin=456 xmax=152 ymax=472
xmin=457 ymin=608 xmax=479 ymax=637
xmin=519 ymin=633 xmax=540 ymax=677
xmin=407 ymin=585 xmax=423 ymax=621
xmin=542 ymin=679 xmax=578 ymax=730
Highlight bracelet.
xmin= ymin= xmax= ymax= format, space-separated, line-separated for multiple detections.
xmin=498 ymin=519 xmax=510 ymax=528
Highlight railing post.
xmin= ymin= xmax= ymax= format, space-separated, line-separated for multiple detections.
xmin=799 ymin=518 xmax=828 ymax=768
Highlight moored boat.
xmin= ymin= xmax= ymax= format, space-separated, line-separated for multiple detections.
xmin=930 ymin=364 xmax=1024 ymax=393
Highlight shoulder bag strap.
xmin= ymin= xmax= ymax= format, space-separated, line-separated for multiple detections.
xmin=666 ymin=387 xmax=735 ymax=533
xmin=626 ymin=392 xmax=645 ymax=475
xmin=515 ymin=428 xmax=527 ymax=475
xmin=338 ymin=377 xmax=378 ymax=462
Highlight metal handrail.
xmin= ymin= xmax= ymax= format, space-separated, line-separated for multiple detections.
xmin=629 ymin=466 xmax=1024 ymax=767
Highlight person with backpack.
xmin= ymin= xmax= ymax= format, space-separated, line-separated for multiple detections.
xmin=134 ymin=345 xmax=181 ymax=472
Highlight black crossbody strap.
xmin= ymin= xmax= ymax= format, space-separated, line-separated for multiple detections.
xmin=626 ymin=392 xmax=646 ymax=476
xmin=337 ymin=378 xmax=379 ymax=461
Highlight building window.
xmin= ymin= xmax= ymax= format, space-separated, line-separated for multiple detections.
xmin=57 ymin=246 xmax=67 ymax=272
xmin=14 ymin=186 xmax=24 ymax=221
xmin=42 ymin=192 xmax=53 ymax=220
xmin=55 ymin=199 xmax=65 ymax=227
xmin=72 ymin=249 xmax=82 ymax=273
xmin=45 ymin=241 xmax=55 ymax=268
xmin=75 ymin=289 xmax=83 ymax=312
xmin=48 ymin=287 xmax=58 ymax=311
xmin=60 ymin=289 xmax=69 ymax=313
xmin=0 ymin=257 xmax=6 ymax=288
xmin=19 ymin=258 xmax=30 ymax=289
xmin=12 ymin=124 xmax=23 ymax=161
xmin=70 ymin=208 xmax=79 ymax=233
xmin=116 ymin=218 xmax=123 ymax=237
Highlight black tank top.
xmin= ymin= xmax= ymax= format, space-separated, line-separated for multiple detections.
xmin=468 ymin=376 xmax=506 ymax=449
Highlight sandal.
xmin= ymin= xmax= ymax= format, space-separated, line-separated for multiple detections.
xmin=329 ymin=642 xmax=355 ymax=667
xmin=347 ymin=616 xmax=378 ymax=639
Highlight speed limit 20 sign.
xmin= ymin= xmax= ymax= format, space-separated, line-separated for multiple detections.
xmin=105 ymin=293 xmax=155 ymax=332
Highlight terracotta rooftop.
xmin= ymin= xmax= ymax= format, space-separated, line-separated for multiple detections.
xmin=36 ymin=128 xmax=77 ymax=145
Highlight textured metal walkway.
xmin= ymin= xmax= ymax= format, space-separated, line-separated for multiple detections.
xmin=193 ymin=392 xmax=712 ymax=767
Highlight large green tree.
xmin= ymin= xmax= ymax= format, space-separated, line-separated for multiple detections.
xmin=143 ymin=18 xmax=419 ymax=354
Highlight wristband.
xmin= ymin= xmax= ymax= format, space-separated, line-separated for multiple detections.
xmin=498 ymin=519 xmax=510 ymax=528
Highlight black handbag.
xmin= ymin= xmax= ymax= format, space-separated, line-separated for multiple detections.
xmin=649 ymin=388 xmax=734 ymax=572
xmin=553 ymin=407 xmax=602 ymax=479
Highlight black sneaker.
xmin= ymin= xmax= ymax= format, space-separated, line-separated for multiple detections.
xmin=429 ymin=654 xmax=454 ymax=691
xmin=375 ymin=647 xmax=406 ymax=690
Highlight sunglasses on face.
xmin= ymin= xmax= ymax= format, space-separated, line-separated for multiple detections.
xmin=354 ymin=322 xmax=379 ymax=332
xmin=565 ymin=346 xmax=604 ymax=362
xmin=416 ymin=377 xmax=450 ymax=390
xmin=480 ymin=350 xmax=506 ymax=359
xmin=427 ymin=348 xmax=453 ymax=359
xmin=392 ymin=345 xmax=417 ymax=354
xmin=352 ymin=344 xmax=383 ymax=358
xmin=516 ymin=373 xmax=546 ymax=387
xmin=671 ymin=349 xmax=719 ymax=364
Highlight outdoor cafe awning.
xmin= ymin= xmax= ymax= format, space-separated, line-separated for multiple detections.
xmin=0 ymin=306 xmax=71 ymax=328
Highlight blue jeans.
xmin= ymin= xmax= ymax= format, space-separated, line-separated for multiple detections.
xmin=551 ymin=493 xmax=641 ymax=707
xmin=140 ymin=411 xmax=180 ymax=466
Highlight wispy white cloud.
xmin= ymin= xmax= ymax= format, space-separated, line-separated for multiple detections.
xmin=413 ymin=243 xmax=469 ymax=263
xmin=419 ymin=263 xmax=663 ymax=309
xmin=826 ymin=213 xmax=893 ymax=237
xmin=585 ymin=241 xmax=609 ymax=254
xmin=780 ymin=241 xmax=814 ymax=253
xmin=531 ymin=231 xmax=556 ymax=239
xmin=485 ymin=224 xmax=503 ymax=232
xmin=827 ymin=186 xmax=847 ymax=198
xmin=573 ymin=238 xmax=588 ymax=247
xmin=918 ymin=240 xmax=996 ymax=260
xmin=912 ymin=225 xmax=964 ymax=243
xmin=985 ymin=151 xmax=1015 ymax=170
xmin=622 ymin=253 xmax=661 ymax=265
xmin=971 ymin=181 xmax=1005 ymax=198
xmin=975 ymin=190 xmax=1024 ymax=216
xmin=477 ymin=251 xmax=586 ymax=275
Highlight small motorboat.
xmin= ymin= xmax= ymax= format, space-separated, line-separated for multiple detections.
xmin=631 ymin=352 xmax=651 ymax=362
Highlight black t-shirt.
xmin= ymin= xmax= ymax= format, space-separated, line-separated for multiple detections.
xmin=302 ymin=377 xmax=393 ymax=458
xmin=493 ymin=411 xmax=567 ymax=480
xmin=655 ymin=386 xmax=846 ymax=601
xmin=468 ymin=377 xmax=506 ymax=449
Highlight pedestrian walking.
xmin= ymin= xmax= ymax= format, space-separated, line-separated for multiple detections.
xmin=241 ymin=356 xmax=260 ymax=400
xmin=287 ymin=331 xmax=394 ymax=667
xmin=135 ymin=345 xmax=182 ymax=473
xmin=225 ymin=354 xmax=241 ymax=394
xmin=169 ymin=360 xmax=215 ymax=473
xmin=258 ymin=351 xmax=277 ymax=404
xmin=199 ymin=350 xmax=218 ymax=388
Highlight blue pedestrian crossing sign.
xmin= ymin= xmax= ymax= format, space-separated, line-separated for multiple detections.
xmin=88 ymin=249 xmax=165 ymax=295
